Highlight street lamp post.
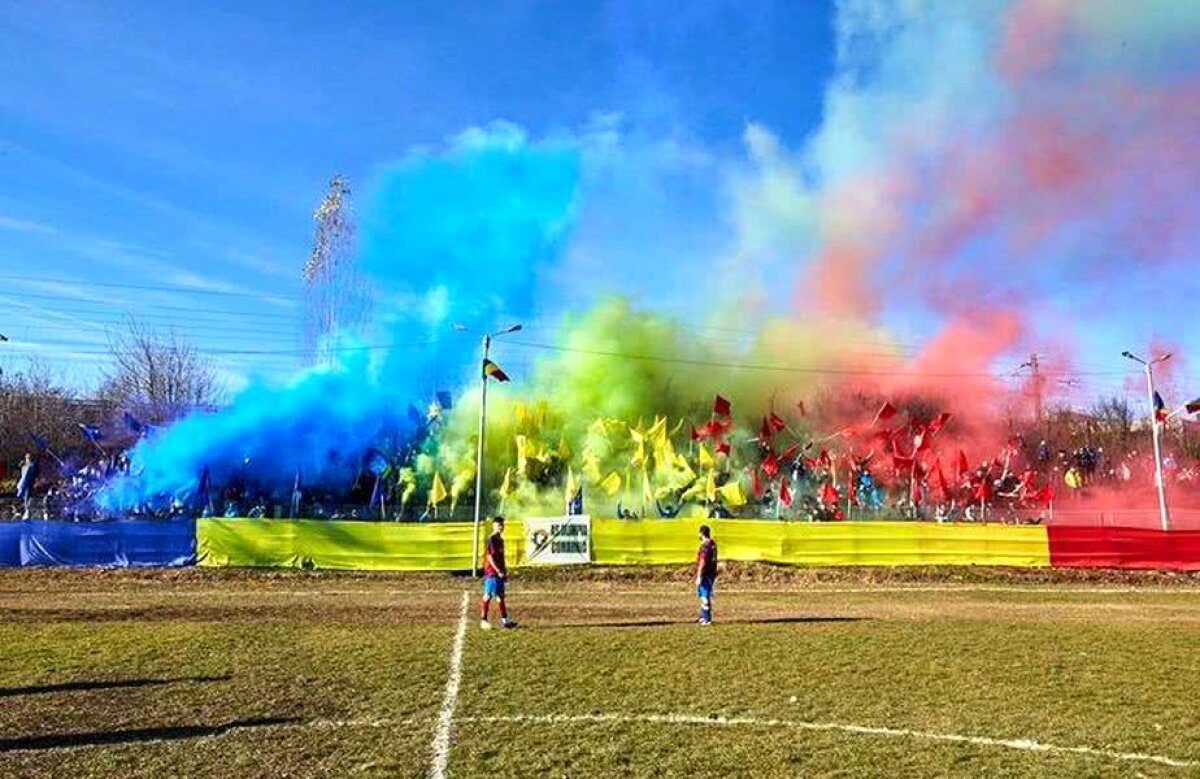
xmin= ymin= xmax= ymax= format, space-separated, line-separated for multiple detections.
xmin=1122 ymin=351 xmax=1172 ymax=531
xmin=470 ymin=324 xmax=521 ymax=577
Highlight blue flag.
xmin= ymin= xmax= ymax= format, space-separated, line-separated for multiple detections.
xmin=123 ymin=412 xmax=146 ymax=435
xmin=29 ymin=433 xmax=49 ymax=451
xmin=568 ymin=486 xmax=584 ymax=516
xmin=436 ymin=391 xmax=453 ymax=411
xmin=364 ymin=448 xmax=390 ymax=476
xmin=78 ymin=423 xmax=104 ymax=442
xmin=368 ymin=472 xmax=384 ymax=514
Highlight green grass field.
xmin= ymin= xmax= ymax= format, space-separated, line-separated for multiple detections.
xmin=3 ymin=567 xmax=1200 ymax=778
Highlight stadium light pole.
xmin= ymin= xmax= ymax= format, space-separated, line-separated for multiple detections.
xmin=1122 ymin=351 xmax=1172 ymax=531
xmin=471 ymin=323 xmax=522 ymax=577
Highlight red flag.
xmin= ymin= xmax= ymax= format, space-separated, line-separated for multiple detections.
xmin=927 ymin=412 xmax=952 ymax=434
xmin=711 ymin=417 xmax=733 ymax=437
xmin=759 ymin=416 xmax=773 ymax=442
xmin=780 ymin=479 xmax=793 ymax=507
xmin=912 ymin=423 xmax=928 ymax=452
xmin=820 ymin=481 xmax=839 ymax=506
xmin=871 ymin=401 xmax=897 ymax=427
xmin=690 ymin=425 xmax=702 ymax=442
xmin=779 ymin=443 xmax=799 ymax=463
xmin=955 ymin=450 xmax=970 ymax=481
xmin=817 ymin=449 xmax=832 ymax=469
xmin=713 ymin=395 xmax=732 ymax=417
xmin=762 ymin=450 xmax=780 ymax=478
xmin=1034 ymin=485 xmax=1054 ymax=506
xmin=750 ymin=467 xmax=764 ymax=498
xmin=716 ymin=440 xmax=731 ymax=456
xmin=933 ymin=459 xmax=949 ymax=498
xmin=769 ymin=412 xmax=787 ymax=432
xmin=796 ymin=400 xmax=807 ymax=417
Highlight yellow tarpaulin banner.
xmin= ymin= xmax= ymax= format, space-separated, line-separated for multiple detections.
xmin=197 ymin=518 xmax=1049 ymax=571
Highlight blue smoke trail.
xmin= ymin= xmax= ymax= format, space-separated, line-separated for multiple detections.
xmin=98 ymin=123 xmax=580 ymax=510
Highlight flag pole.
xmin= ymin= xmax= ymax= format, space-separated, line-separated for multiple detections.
xmin=1144 ymin=362 xmax=1171 ymax=531
xmin=471 ymin=334 xmax=490 ymax=578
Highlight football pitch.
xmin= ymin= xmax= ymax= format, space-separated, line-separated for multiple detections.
xmin=3 ymin=568 xmax=1200 ymax=778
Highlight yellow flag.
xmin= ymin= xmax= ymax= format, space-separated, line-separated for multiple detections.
xmin=600 ymin=471 xmax=622 ymax=496
xmin=588 ymin=417 xmax=609 ymax=439
xmin=581 ymin=451 xmax=602 ymax=484
xmin=642 ymin=470 xmax=654 ymax=505
xmin=698 ymin=443 xmax=715 ymax=469
xmin=630 ymin=438 xmax=646 ymax=468
xmin=429 ymin=472 xmax=448 ymax=506
xmin=557 ymin=436 xmax=572 ymax=462
xmin=705 ymin=471 xmax=717 ymax=502
xmin=647 ymin=415 xmax=667 ymax=445
xmin=655 ymin=435 xmax=676 ymax=471
xmin=718 ymin=480 xmax=746 ymax=508
xmin=498 ymin=468 xmax=512 ymax=499
xmin=514 ymin=435 xmax=528 ymax=476
xmin=673 ymin=453 xmax=696 ymax=484
xmin=565 ymin=467 xmax=577 ymax=504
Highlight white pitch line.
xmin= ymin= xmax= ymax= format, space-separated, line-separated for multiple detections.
xmin=459 ymin=713 xmax=1197 ymax=770
xmin=428 ymin=590 xmax=469 ymax=779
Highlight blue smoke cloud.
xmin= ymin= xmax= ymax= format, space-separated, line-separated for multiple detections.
xmin=98 ymin=122 xmax=581 ymax=509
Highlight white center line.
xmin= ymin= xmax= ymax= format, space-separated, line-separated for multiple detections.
xmin=459 ymin=713 xmax=1197 ymax=770
xmin=429 ymin=590 xmax=469 ymax=779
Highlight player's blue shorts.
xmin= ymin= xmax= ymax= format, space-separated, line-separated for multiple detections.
xmin=483 ymin=575 xmax=506 ymax=598
xmin=697 ymin=576 xmax=714 ymax=600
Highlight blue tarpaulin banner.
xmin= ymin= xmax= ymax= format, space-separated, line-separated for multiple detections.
xmin=0 ymin=521 xmax=22 ymax=566
xmin=0 ymin=519 xmax=196 ymax=567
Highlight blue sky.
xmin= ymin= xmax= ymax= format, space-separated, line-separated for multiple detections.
xmin=0 ymin=0 xmax=833 ymax=390
xmin=1 ymin=0 xmax=1196 ymax=405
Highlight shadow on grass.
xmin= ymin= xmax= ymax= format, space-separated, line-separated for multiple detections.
xmin=0 ymin=674 xmax=231 ymax=699
xmin=556 ymin=616 xmax=868 ymax=629
xmin=0 ymin=717 xmax=297 ymax=752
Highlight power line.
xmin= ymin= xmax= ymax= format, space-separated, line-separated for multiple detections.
xmin=0 ymin=276 xmax=298 ymax=301
xmin=502 ymin=339 xmax=1137 ymax=379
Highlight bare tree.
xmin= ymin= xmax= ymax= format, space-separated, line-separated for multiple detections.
xmin=100 ymin=318 xmax=221 ymax=425
xmin=0 ymin=359 xmax=80 ymax=476
xmin=303 ymin=174 xmax=369 ymax=364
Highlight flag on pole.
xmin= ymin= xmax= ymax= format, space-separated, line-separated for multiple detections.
xmin=498 ymin=468 xmax=512 ymax=501
xmin=750 ymin=466 xmax=764 ymax=498
xmin=569 ymin=485 xmax=584 ymax=516
xmin=718 ymin=480 xmax=746 ymax=507
xmin=565 ymin=467 xmax=577 ymax=506
xmin=1186 ymin=397 xmax=1200 ymax=415
xmin=436 ymin=391 xmax=453 ymax=410
xmin=715 ymin=439 xmax=731 ymax=457
xmin=762 ymin=450 xmax=780 ymax=478
xmin=713 ymin=395 xmax=732 ymax=417
xmin=482 ymin=359 xmax=510 ymax=382
xmin=642 ymin=470 xmax=654 ymax=505
xmin=79 ymin=425 xmax=103 ymax=446
xmin=29 ymin=433 xmax=49 ymax=451
xmin=698 ymin=443 xmax=715 ymax=469
xmin=955 ymin=450 xmax=970 ymax=481
xmin=780 ymin=479 xmax=793 ymax=507
xmin=1154 ymin=391 xmax=1169 ymax=423
xmin=600 ymin=471 xmax=622 ymax=497
xmin=768 ymin=412 xmax=787 ymax=432
xmin=820 ymin=481 xmax=839 ymax=506
xmin=871 ymin=401 xmax=898 ymax=427
xmin=927 ymin=412 xmax=952 ymax=434
xmin=122 ymin=412 xmax=146 ymax=435
xmin=429 ymin=473 xmax=448 ymax=506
